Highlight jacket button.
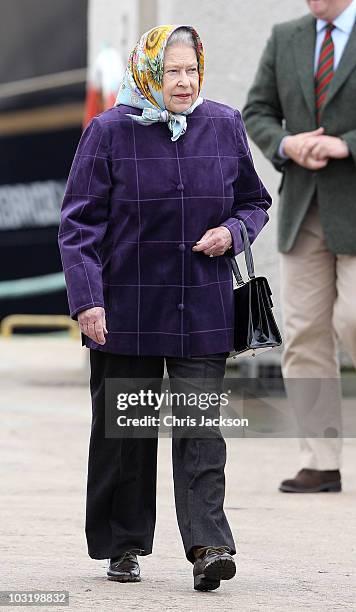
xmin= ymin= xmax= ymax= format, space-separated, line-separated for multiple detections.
xmin=178 ymin=243 xmax=186 ymax=251
xmin=177 ymin=303 xmax=185 ymax=310
xmin=177 ymin=183 xmax=184 ymax=191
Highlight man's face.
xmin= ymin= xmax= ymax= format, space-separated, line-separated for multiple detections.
xmin=307 ymin=0 xmax=352 ymax=21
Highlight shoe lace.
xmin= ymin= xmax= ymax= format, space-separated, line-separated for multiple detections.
xmin=111 ymin=551 xmax=137 ymax=565
xmin=201 ymin=546 xmax=231 ymax=557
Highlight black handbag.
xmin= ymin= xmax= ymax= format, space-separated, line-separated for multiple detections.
xmin=229 ymin=220 xmax=282 ymax=357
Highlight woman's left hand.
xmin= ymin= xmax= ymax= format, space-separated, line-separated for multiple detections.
xmin=192 ymin=226 xmax=232 ymax=257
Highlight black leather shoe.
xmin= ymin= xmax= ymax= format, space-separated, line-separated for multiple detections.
xmin=193 ymin=546 xmax=236 ymax=591
xmin=107 ymin=552 xmax=141 ymax=582
xmin=279 ymin=468 xmax=342 ymax=493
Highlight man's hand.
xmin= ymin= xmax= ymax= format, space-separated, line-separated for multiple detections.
xmin=283 ymin=127 xmax=329 ymax=169
xmin=78 ymin=306 xmax=108 ymax=345
xmin=192 ymin=226 xmax=232 ymax=256
xmin=299 ymin=135 xmax=349 ymax=163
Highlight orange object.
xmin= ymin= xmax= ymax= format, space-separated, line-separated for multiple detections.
xmin=83 ymin=45 xmax=125 ymax=128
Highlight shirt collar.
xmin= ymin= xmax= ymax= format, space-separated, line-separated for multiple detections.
xmin=316 ymin=0 xmax=356 ymax=34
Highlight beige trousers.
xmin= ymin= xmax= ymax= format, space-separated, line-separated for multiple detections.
xmin=280 ymin=199 xmax=356 ymax=470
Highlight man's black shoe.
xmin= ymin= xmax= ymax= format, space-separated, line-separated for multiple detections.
xmin=107 ymin=551 xmax=141 ymax=582
xmin=279 ymin=468 xmax=342 ymax=493
xmin=193 ymin=546 xmax=236 ymax=591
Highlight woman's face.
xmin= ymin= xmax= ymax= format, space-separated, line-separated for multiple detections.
xmin=162 ymin=44 xmax=200 ymax=113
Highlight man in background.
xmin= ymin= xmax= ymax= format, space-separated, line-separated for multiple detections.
xmin=242 ymin=0 xmax=356 ymax=492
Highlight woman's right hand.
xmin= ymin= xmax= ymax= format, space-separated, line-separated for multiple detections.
xmin=78 ymin=307 xmax=108 ymax=345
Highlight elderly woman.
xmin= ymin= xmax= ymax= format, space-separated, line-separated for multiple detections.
xmin=58 ymin=25 xmax=271 ymax=592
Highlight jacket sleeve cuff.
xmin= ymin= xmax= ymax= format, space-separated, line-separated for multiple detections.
xmin=340 ymin=130 xmax=356 ymax=165
xmin=278 ymin=136 xmax=290 ymax=159
xmin=219 ymin=218 xmax=243 ymax=257
xmin=70 ymin=301 xmax=105 ymax=321
xmin=270 ymin=132 xmax=292 ymax=171
xmin=61 ymin=258 xmax=105 ymax=321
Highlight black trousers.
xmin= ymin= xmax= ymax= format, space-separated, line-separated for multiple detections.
xmin=86 ymin=349 xmax=236 ymax=564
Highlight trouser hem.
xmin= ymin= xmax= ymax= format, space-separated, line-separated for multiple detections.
xmin=88 ymin=547 xmax=152 ymax=560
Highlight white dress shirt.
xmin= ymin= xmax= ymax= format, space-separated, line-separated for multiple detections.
xmin=314 ymin=0 xmax=356 ymax=72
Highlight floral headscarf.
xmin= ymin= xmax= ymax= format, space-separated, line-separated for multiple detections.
xmin=114 ymin=25 xmax=205 ymax=141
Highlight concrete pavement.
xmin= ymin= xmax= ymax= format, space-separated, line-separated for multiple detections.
xmin=0 ymin=336 xmax=355 ymax=611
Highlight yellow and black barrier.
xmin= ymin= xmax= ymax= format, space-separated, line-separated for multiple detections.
xmin=0 ymin=314 xmax=79 ymax=339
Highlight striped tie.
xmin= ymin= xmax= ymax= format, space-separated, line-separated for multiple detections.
xmin=315 ymin=23 xmax=335 ymax=125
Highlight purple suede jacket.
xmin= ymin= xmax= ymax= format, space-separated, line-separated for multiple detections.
xmin=58 ymin=99 xmax=272 ymax=357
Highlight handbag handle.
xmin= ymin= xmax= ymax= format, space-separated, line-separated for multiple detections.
xmin=229 ymin=220 xmax=255 ymax=285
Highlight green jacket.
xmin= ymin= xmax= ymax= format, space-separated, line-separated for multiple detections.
xmin=242 ymin=14 xmax=356 ymax=254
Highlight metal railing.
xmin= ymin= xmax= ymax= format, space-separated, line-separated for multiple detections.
xmin=0 ymin=315 xmax=79 ymax=339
